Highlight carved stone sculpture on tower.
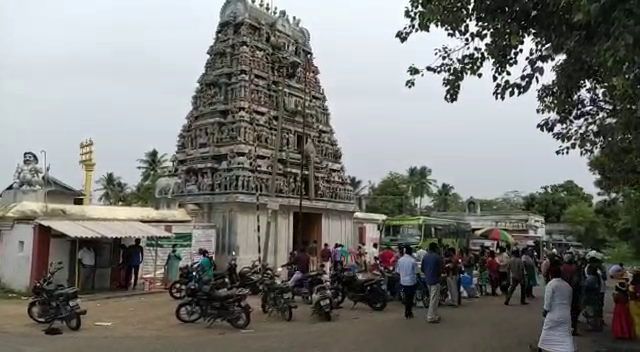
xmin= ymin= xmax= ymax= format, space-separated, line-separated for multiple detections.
xmin=12 ymin=151 xmax=44 ymax=191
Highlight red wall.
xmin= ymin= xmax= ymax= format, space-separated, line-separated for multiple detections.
xmin=29 ymin=224 xmax=51 ymax=285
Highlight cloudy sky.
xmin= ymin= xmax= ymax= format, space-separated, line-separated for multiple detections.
xmin=0 ymin=0 xmax=596 ymax=198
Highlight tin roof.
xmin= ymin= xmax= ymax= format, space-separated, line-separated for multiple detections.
xmin=37 ymin=220 xmax=174 ymax=239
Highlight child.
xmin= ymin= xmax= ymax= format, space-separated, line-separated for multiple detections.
xmin=612 ymin=281 xmax=634 ymax=339
xmin=477 ymin=252 xmax=488 ymax=296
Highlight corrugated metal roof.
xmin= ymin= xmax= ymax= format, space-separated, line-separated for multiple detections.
xmin=36 ymin=220 xmax=175 ymax=239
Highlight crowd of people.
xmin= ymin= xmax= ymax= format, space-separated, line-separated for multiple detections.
xmin=535 ymin=249 xmax=640 ymax=352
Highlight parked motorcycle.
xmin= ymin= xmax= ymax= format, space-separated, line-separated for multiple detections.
xmin=228 ymin=254 xmax=262 ymax=294
xmin=281 ymin=265 xmax=324 ymax=304
xmin=175 ymin=280 xmax=252 ymax=329
xmin=259 ymin=271 xmax=297 ymax=321
xmin=311 ymin=280 xmax=333 ymax=321
xmin=28 ymin=261 xmax=87 ymax=330
xmin=332 ymin=268 xmax=387 ymax=311
xmin=169 ymin=263 xmax=228 ymax=300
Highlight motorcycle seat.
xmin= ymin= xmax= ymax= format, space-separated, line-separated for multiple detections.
xmin=53 ymin=287 xmax=79 ymax=299
xmin=213 ymin=273 xmax=227 ymax=281
xmin=302 ymin=271 xmax=322 ymax=279
xmin=209 ymin=290 xmax=240 ymax=301
xmin=273 ymin=283 xmax=292 ymax=292
xmin=360 ymin=278 xmax=380 ymax=286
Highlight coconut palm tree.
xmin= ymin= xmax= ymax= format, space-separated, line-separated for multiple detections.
xmin=96 ymin=172 xmax=129 ymax=205
xmin=137 ymin=149 xmax=169 ymax=183
xmin=349 ymin=176 xmax=367 ymax=196
xmin=406 ymin=165 xmax=437 ymax=210
xmin=432 ymin=183 xmax=463 ymax=212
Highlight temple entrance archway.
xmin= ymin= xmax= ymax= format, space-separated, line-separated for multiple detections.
xmin=292 ymin=212 xmax=322 ymax=252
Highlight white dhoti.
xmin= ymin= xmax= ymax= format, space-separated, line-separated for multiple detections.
xmin=538 ymin=318 xmax=574 ymax=352
xmin=538 ymin=278 xmax=575 ymax=352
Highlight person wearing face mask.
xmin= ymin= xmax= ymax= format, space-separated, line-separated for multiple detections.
xmin=164 ymin=244 xmax=182 ymax=289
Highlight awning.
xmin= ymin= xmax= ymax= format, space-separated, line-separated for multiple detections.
xmin=36 ymin=220 xmax=174 ymax=239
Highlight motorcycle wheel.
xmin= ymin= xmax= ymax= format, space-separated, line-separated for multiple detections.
xmin=168 ymin=281 xmax=185 ymax=300
xmin=260 ymin=295 xmax=268 ymax=314
xmin=333 ymin=288 xmax=346 ymax=306
xmin=422 ymin=292 xmax=431 ymax=308
xmin=301 ymin=294 xmax=312 ymax=305
xmin=250 ymin=284 xmax=261 ymax=295
xmin=323 ymin=310 xmax=332 ymax=321
xmin=65 ymin=312 xmax=82 ymax=331
xmin=367 ymin=292 xmax=387 ymax=312
xmin=228 ymin=306 xmax=251 ymax=329
xmin=175 ymin=301 xmax=203 ymax=323
xmin=279 ymin=305 xmax=293 ymax=322
xmin=27 ymin=300 xmax=51 ymax=324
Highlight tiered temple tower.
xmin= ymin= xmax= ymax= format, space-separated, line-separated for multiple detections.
xmin=174 ymin=0 xmax=356 ymax=265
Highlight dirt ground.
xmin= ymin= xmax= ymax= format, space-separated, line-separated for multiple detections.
xmin=0 ymin=287 xmax=624 ymax=351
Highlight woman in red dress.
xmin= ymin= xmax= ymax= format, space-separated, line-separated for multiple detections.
xmin=612 ymin=280 xmax=635 ymax=339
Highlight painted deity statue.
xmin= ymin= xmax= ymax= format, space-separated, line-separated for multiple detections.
xmin=12 ymin=151 xmax=44 ymax=190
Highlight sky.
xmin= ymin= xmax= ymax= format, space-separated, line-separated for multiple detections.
xmin=0 ymin=0 xmax=597 ymax=199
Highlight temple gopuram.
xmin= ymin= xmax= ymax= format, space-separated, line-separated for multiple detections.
xmin=173 ymin=0 xmax=356 ymax=266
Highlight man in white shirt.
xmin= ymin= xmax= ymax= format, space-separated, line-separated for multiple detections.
xmin=78 ymin=245 xmax=96 ymax=292
xmin=367 ymin=243 xmax=379 ymax=270
xmin=396 ymin=246 xmax=417 ymax=319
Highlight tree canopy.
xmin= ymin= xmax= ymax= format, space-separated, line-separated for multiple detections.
xmin=522 ymin=180 xmax=593 ymax=223
xmin=397 ymin=0 xmax=640 ymax=193
xmin=366 ymin=172 xmax=415 ymax=216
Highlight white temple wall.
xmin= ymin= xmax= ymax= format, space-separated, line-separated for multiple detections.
xmin=0 ymin=223 xmax=34 ymax=291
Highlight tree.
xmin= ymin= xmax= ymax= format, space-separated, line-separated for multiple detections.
xmin=366 ymin=172 xmax=415 ymax=216
xmin=396 ymin=0 xmax=640 ymax=193
xmin=349 ymin=176 xmax=367 ymax=197
xmin=562 ymin=202 xmax=606 ymax=249
xmin=96 ymin=172 xmax=128 ymax=205
xmin=137 ymin=149 xmax=169 ymax=184
xmin=523 ymin=180 xmax=594 ymax=223
xmin=406 ymin=165 xmax=437 ymax=210
xmin=431 ymin=183 xmax=463 ymax=212
xmin=123 ymin=175 xmax=158 ymax=206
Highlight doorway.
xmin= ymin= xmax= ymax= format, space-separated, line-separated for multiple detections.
xmin=292 ymin=212 xmax=322 ymax=251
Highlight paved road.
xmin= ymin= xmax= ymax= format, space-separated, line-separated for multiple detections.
xmin=0 ymin=288 xmax=605 ymax=352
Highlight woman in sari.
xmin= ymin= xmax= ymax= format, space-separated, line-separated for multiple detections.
xmin=198 ymin=248 xmax=214 ymax=279
xmin=164 ymin=244 xmax=182 ymax=289
xmin=629 ymin=270 xmax=640 ymax=338
xmin=611 ymin=281 xmax=634 ymax=339
xmin=583 ymin=264 xmax=603 ymax=331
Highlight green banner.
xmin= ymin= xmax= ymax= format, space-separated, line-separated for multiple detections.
xmin=147 ymin=233 xmax=192 ymax=248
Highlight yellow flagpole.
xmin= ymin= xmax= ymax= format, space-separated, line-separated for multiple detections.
xmin=77 ymin=139 xmax=95 ymax=289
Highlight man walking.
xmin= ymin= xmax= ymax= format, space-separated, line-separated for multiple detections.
xmin=320 ymin=243 xmax=332 ymax=274
xmin=126 ymin=238 xmax=144 ymax=290
xmin=504 ymin=249 xmax=528 ymax=305
xmin=309 ymin=240 xmax=318 ymax=271
xmin=396 ymin=246 xmax=417 ymax=319
xmin=422 ymin=242 xmax=443 ymax=323
xmin=561 ymin=252 xmax=582 ymax=335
